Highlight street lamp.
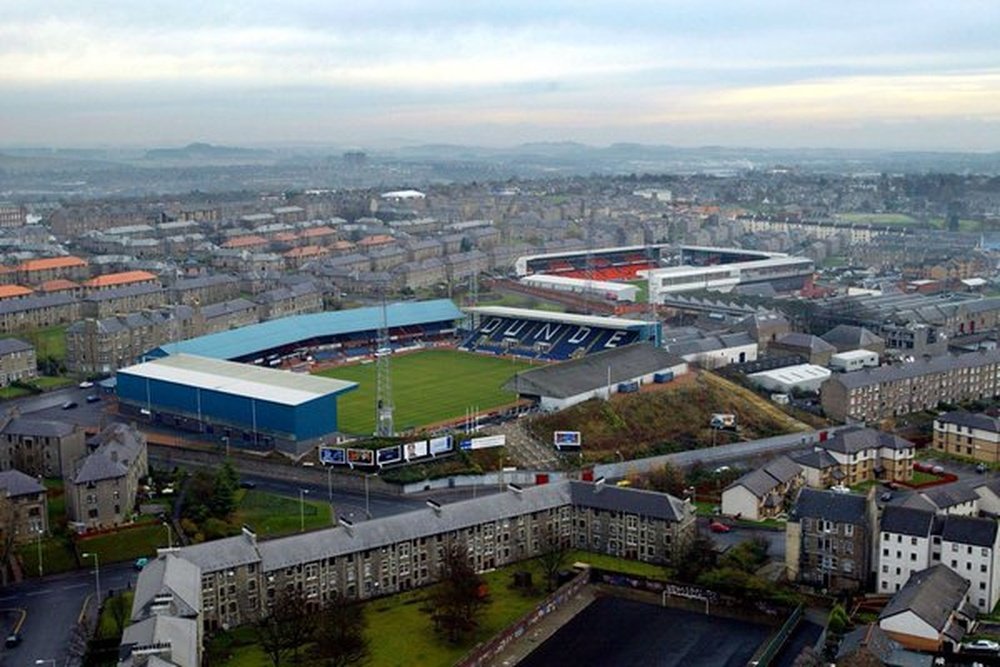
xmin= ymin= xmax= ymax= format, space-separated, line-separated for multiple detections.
xmin=81 ymin=551 xmax=101 ymax=604
xmin=163 ymin=521 xmax=173 ymax=549
xmin=327 ymin=465 xmax=333 ymax=503
xmin=299 ymin=489 xmax=309 ymax=532
xmin=36 ymin=528 xmax=43 ymax=577
xmin=364 ymin=474 xmax=371 ymax=519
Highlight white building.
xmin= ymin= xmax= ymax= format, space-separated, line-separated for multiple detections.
xmin=829 ymin=349 xmax=880 ymax=372
xmin=520 ymin=274 xmax=639 ymax=302
xmin=748 ymin=364 xmax=832 ymax=394
xmin=878 ymin=506 xmax=1000 ymax=612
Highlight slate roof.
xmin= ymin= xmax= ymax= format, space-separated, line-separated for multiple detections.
xmin=0 ymin=416 xmax=75 ymax=438
xmin=791 ymin=449 xmax=839 ymax=470
xmin=0 ymin=338 xmax=32 ymax=355
xmin=830 ymin=350 xmax=1000 ymax=390
xmin=73 ymin=424 xmax=144 ymax=484
xmin=879 ymin=565 xmax=970 ymax=633
xmin=763 ymin=456 xmax=803 ymax=484
xmin=0 ymin=469 xmax=44 ymax=497
xmin=503 ymin=344 xmax=685 ymax=399
xmin=936 ymin=410 xmax=1000 ymax=433
xmin=791 ymin=487 xmax=867 ymax=524
xmin=821 ymin=325 xmax=885 ymax=352
xmin=939 ymin=515 xmax=998 ymax=548
xmin=880 ymin=506 xmax=934 ymax=537
xmin=728 ymin=468 xmax=782 ymax=499
xmin=921 ymin=485 xmax=980 ymax=510
xmin=773 ymin=332 xmax=837 ymax=354
xmin=0 ymin=292 xmax=76 ymax=315
xmin=819 ymin=426 xmax=913 ymax=454
xmin=131 ymin=553 xmax=202 ymax=622
xmin=119 ymin=614 xmax=199 ymax=667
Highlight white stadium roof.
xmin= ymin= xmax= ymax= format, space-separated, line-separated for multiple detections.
xmin=118 ymin=354 xmax=357 ymax=406
xmin=520 ymin=274 xmax=639 ymax=295
xmin=464 ymin=306 xmax=650 ymax=329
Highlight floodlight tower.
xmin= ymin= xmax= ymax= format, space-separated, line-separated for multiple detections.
xmin=375 ymin=287 xmax=394 ymax=438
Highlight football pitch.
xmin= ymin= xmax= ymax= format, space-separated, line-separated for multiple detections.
xmin=316 ymin=349 xmax=537 ymax=435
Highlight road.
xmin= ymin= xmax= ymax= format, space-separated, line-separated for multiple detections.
xmin=11 ymin=384 xmax=113 ymax=429
xmin=0 ymin=561 xmax=136 ymax=666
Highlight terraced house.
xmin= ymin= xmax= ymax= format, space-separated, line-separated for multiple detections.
xmin=151 ymin=481 xmax=695 ymax=633
xmin=933 ymin=411 xmax=1000 ymax=463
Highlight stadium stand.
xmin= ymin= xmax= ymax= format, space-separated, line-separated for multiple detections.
xmin=461 ymin=306 xmax=655 ymax=361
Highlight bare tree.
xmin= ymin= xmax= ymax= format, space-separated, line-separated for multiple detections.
xmin=536 ymin=524 xmax=571 ymax=592
xmin=312 ymin=591 xmax=370 ymax=667
xmin=256 ymin=588 xmax=316 ymax=667
xmin=426 ymin=544 xmax=488 ymax=644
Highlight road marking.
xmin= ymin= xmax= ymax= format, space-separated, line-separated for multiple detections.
xmin=25 ymin=590 xmax=48 ymax=597
xmin=62 ymin=583 xmax=87 ymax=591
xmin=0 ymin=597 xmax=13 ymax=603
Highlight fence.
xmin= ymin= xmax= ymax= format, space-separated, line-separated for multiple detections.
xmin=454 ymin=569 xmax=590 ymax=667
xmin=746 ymin=603 xmax=804 ymax=667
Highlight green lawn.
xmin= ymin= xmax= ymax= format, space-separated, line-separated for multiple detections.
xmin=76 ymin=521 xmax=172 ymax=565
xmin=566 ymin=550 xmax=668 ymax=579
xmin=18 ymin=535 xmax=78 ymax=577
xmin=97 ymin=592 xmax=134 ymax=640
xmin=911 ymin=470 xmax=941 ymax=486
xmin=30 ymin=375 xmax=74 ymax=390
xmin=234 ymin=489 xmax=332 ymax=538
xmin=0 ymin=386 xmax=31 ymax=400
xmin=215 ymin=561 xmax=552 ymax=667
xmin=317 ymin=349 xmax=535 ymax=434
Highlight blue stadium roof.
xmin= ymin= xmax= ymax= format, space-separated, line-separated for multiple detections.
xmin=147 ymin=299 xmax=464 ymax=361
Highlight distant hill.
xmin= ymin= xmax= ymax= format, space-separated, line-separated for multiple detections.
xmin=144 ymin=142 xmax=273 ymax=162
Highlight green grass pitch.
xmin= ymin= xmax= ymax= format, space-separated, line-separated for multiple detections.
xmin=316 ymin=349 xmax=537 ymax=434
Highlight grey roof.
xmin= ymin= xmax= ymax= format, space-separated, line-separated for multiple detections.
xmin=131 ymin=553 xmax=201 ymax=622
xmin=936 ymin=410 xmax=1000 ymax=433
xmin=1 ymin=416 xmax=75 ymax=438
xmin=879 ymin=564 xmax=970 ymax=632
xmin=728 ymin=468 xmax=782 ymax=499
xmin=73 ymin=424 xmax=144 ymax=484
xmin=821 ymin=325 xmax=885 ymax=352
xmin=791 ymin=487 xmax=867 ymax=524
xmin=503 ymin=343 xmax=685 ymax=399
xmin=921 ymin=485 xmax=980 ymax=510
xmin=880 ymin=506 xmax=934 ymax=537
xmin=201 ymin=298 xmax=257 ymax=319
xmin=0 ymin=338 xmax=33 ymax=355
xmin=791 ymin=448 xmax=839 ymax=470
xmin=664 ymin=332 xmax=755 ymax=356
xmin=830 ymin=349 xmax=1000 ymax=390
xmin=819 ymin=426 xmax=913 ymax=454
xmin=0 ymin=469 xmax=44 ymax=497
xmin=836 ymin=624 xmax=895 ymax=663
xmin=119 ymin=614 xmax=199 ymax=667
xmin=939 ymin=515 xmax=998 ymax=547
xmin=0 ymin=292 xmax=76 ymax=315
xmin=181 ymin=481 xmax=688 ymax=574
xmin=762 ymin=455 xmax=802 ymax=484
xmin=172 ymin=274 xmax=237 ymax=290
xmin=773 ymin=332 xmax=837 ymax=354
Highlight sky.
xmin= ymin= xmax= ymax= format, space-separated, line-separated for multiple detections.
xmin=1 ymin=1 xmax=999 ymax=151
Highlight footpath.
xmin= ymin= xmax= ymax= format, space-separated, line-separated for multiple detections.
xmin=484 ymin=585 xmax=596 ymax=667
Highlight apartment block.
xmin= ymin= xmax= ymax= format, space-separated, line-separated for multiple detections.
xmin=821 ymin=350 xmax=1000 ymax=423
xmin=0 ymin=414 xmax=86 ymax=478
xmin=0 ymin=338 xmax=36 ymax=386
xmin=66 ymin=424 xmax=148 ymax=530
xmin=933 ymin=411 xmax=1000 ymax=463
xmin=792 ymin=427 xmax=914 ymax=487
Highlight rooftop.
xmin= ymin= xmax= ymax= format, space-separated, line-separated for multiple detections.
xmin=465 ymin=305 xmax=650 ymax=330
xmin=118 ymin=354 xmax=357 ymax=406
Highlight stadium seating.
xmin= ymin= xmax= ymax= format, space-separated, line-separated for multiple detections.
xmin=461 ymin=315 xmax=643 ymax=361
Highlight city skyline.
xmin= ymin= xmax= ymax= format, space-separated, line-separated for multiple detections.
xmin=2 ymin=1 xmax=999 ymax=150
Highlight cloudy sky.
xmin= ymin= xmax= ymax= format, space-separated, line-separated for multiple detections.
xmin=1 ymin=1 xmax=998 ymax=150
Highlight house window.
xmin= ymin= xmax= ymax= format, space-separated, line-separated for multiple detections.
xmin=845 ymin=525 xmax=854 ymax=537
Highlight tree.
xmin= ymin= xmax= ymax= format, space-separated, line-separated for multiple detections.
xmin=312 ymin=592 xmax=370 ymax=667
xmin=535 ymin=525 xmax=571 ymax=592
xmin=674 ymin=534 xmax=717 ymax=582
xmin=256 ymin=588 xmax=316 ymax=667
xmin=426 ymin=544 xmax=488 ymax=643
xmin=209 ymin=461 xmax=239 ymax=518
xmin=107 ymin=592 xmax=131 ymax=638
xmin=644 ymin=462 xmax=687 ymax=496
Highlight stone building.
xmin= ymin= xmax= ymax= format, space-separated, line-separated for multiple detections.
xmin=0 ymin=338 xmax=36 ymax=386
xmin=66 ymin=423 xmax=148 ymax=530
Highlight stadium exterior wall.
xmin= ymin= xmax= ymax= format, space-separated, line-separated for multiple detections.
xmin=538 ymin=360 xmax=688 ymax=412
xmin=116 ymin=373 xmax=341 ymax=457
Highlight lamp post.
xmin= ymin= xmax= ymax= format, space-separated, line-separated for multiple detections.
xmin=82 ymin=551 xmax=101 ymax=604
xmin=163 ymin=521 xmax=173 ymax=549
xmin=299 ymin=489 xmax=309 ymax=532
xmin=364 ymin=474 xmax=371 ymax=519
xmin=327 ymin=465 xmax=333 ymax=503
xmin=36 ymin=528 xmax=43 ymax=577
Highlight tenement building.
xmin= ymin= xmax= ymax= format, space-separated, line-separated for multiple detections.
xmin=820 ymin=350 xmax=1000 ymax=422
xmin=153 ymin=481 xmax=695 ymax=632
xmin=933 ymin=411 xmax=1000 ymax=463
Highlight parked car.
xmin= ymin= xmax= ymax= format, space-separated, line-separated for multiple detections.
xmin=976 ymin=463 xmax=988 ymax=474
xmin=962 ymin=639 xmax=1000 ymax=653
xmin=85 ymin=394 xmax=101 ymax=403
xmin=4 ymin=632 xmax=21 ymax=648
xmin=78 ymin=380 xmax=94 ymax=389
xmin=880 ymin=492 xmax=893 ymax=502
xmin=709 ymin=521 xmax=731 ymax=533
xmin=134 ymin=557 xmax=149 ymax=571
xmin=239 ymin=480 xmax=257 ymax=489
xmin=61 ymin=401 xmax=78 ymax=410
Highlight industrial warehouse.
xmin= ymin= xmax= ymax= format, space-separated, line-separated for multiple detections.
xmin=116 ymin=354 xmax=357 ymax=456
